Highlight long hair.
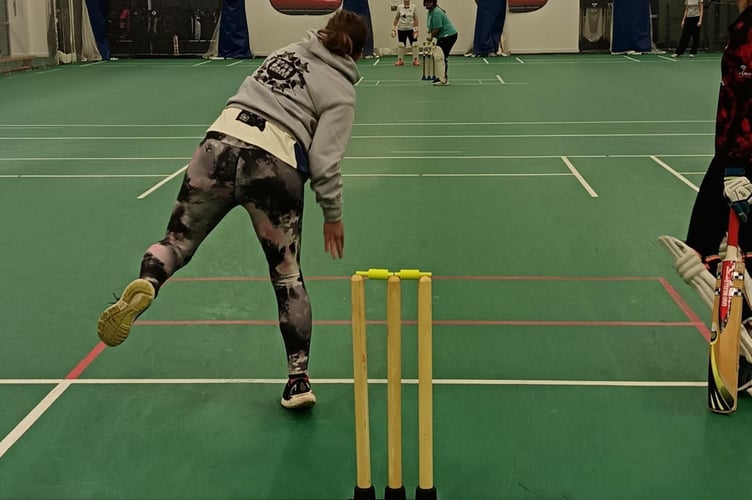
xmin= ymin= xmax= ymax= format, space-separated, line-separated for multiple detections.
xmin=317 ymin=10 xmax=369 ymax=59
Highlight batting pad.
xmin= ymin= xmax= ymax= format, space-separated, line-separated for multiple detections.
xmin=658 ymin=235 xmax=714 ymax=310
xmin=432 ymin=46 xmax=445 ymax=81
xmin=659 ymin=235 xmax=752 ymax=363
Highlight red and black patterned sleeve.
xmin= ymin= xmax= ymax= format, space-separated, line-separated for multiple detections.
xmin=715 ymin=7 xmax=752 ymax=165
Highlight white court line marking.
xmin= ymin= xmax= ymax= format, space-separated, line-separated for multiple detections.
xmin=227 ymin=60 xmax=244 ymax=67
xmin=81 ymin=61 xmax=104 ymax=67
xmin=192 ymin=60 xmax=211 ymax=67
xmin=650 ymin=155 xmax=699 ymax=192
xmin=350 ymin=133 xmax=711 ymax=139
xmin=0 ymin=154 xmax=715 ymax=162
xmin=375 ymin=80 xmax=381 ymax=86
xmin=0 ymin=136 xmax=200 ymax=140
xmin=373 ymin=58 xmax=380 ymax=66
xmin=137 ymin=164 xmax=188 ymax=199
xmin=562 ymin=156 xmax=598 ymax=197
xmin=357 ymin=82 xmax=526 ymax=87
xmin=0 ymin=378 xmax=707 ymax=387
xmin=0 ymin=174 xmax=167 ymax=178
xmin=0 ymin=173 xmax=579 ymax=179
xmin=355 ymin=76 xmax=363 ymax=86
xmin=390 ymin=150 xmax=462 ymax=154
xmin=515 ymin=57 xmax=524 ymax=64
xmin=16 ymin=68 xmax=63 ymax=76
xmin=0 ymin=157 xmax=190 ymax=161
xmin=496 ymin=74 xmax=505 ymax=84
xmin=344 ymin=173 xmax=419 ymax=177
xmin=0 ymin=381 xmax=71 ymax=459
xmin=0 ymin=119 xmax=715 ymax=127
xmin=4 ymin=126 xmax=66 ymax=129
xmin=624 ymin=56 xmax=640 ymax=62
xmin=658 ymin=55 xmax=677 ymax=62
xmin=0 ymin=133 xmax=714 ymax=140
xmin=483 ymin=58 xmax=489 ymax=64
xmin=420 ymin=173 xmax=570 ymax=177
xmin=343 ymin=173 xmax=570 ymax=177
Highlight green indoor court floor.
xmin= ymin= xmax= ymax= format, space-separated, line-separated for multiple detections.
xmin=1 ymin=52 xmax=752 ymax=500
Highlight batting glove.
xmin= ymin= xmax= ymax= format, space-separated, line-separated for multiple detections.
xmin=724 ymin=167 xmax=752 ymax=223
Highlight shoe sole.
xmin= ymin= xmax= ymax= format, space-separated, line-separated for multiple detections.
xmin=97 ymin=279 xmax=154 ymax=347
xmin=280 ymin=391 xmax=317 ymax=409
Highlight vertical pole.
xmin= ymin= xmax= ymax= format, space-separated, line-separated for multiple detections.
xmin=385 ymin=275 xmax=405 ymax=499
xmin=416 ymin=276 xmax=436 ymax=500
xmin=67 ymin=0 xmax=75 ymax=61
xmin=351 ymin=275 xmax=374 ymax=500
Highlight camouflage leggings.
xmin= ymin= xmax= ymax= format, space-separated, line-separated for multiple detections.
xmin=140 ymin=132 xmax=312 ymax=374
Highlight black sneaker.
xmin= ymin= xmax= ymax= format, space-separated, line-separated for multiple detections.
xmin=739 ymin=357 xmax=752 ymax=395
xmin=281 ymin=375 xmax=317 ymax=409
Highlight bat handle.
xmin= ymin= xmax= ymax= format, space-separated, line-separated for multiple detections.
xmin=728 ymin=209 xmax=741 ymax=249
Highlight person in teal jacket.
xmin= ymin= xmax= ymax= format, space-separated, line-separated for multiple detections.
xmin=424 ymin=0 xmax=458 ymax=86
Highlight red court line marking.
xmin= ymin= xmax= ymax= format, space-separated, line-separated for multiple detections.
xmin=657 ymin=277 xmax=711 ymax=341
xmin=167 ymin=275 xmax=662 ymax=282
xmin=142 ymin=275 xmax=701 ymax=329
xmin=136 ymin=319 xmax=696 ymax=327
xmin=0 ymin=342 xmax=108 ymax=459
xmin=65 ymin=341 xmax=107 ymax=379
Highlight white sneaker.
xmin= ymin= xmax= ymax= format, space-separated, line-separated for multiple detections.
xmin=671 ymin=53 xmax=679 ymax=58
xmin=432 ymin=79 xmax=448 ymax=86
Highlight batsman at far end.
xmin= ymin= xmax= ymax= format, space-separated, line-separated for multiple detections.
xmin=659 ymin=0 xmax=752 ymax=411
xmin=422 ymin=0 xmax=457 ymax=86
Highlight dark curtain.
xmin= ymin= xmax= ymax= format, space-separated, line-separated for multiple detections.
xmin=219 ymin=0 xmax=252 ymax=58
xmin=473 ymin=0 xmax=506 ymax=56
xmin=343 ymin=0 xmax=374 ymax=56
xmin=85 ymin=0 xmax=111 ymax=59
xmin=611 ymin=0 xmax=651 ymax=53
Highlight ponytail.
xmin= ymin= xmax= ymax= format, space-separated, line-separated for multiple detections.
xmin=318 ymin=10 xmax=369 ymax=59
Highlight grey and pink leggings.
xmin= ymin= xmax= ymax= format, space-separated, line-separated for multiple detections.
xmin=140 ymin=131 xmax=312 ymax=375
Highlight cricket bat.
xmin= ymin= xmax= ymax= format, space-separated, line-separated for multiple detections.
xmin=708 ymin=209 xmax=744 ymax=413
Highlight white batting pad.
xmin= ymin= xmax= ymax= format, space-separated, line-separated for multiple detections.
xmin=658 ymin=235 xmax=715 ymax=310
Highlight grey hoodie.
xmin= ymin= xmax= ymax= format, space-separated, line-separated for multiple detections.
xmin=226 ymin=31 xmax=361 ymax=222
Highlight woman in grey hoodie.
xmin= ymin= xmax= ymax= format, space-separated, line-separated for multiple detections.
xmin=97 ymin=10 xmax=369 ymax=410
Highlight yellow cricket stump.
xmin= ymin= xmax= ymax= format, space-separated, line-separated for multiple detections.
xmin=351 ymin=275 xmax=375 ymax=500
xmin=387 ymin=275 xmax=402 ymax=495
xmin=351 ymin=270 xmax=436 ymax=500
xmin=416 ymin=276 xmax=435 ymax=500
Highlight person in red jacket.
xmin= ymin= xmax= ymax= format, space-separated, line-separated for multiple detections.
xmin=682 ymin=0 xmax=752 ymax=393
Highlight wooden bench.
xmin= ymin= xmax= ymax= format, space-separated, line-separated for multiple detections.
xmin=0 ymin=55 xmax=35 ymax=74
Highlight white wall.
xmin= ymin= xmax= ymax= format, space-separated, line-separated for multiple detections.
xmin=246 ymin=0 xmax=580 ymax=56
xmin=8 ymin=0 xmax=51 ymax=56
xmin=504 ymin=0 xmax=580 ymax=54
xmin=247 ymin=0 xmax=338 ymax=55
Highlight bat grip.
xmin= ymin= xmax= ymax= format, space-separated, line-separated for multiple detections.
xmin=727 ymin=209 xmax=741 ymax=248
